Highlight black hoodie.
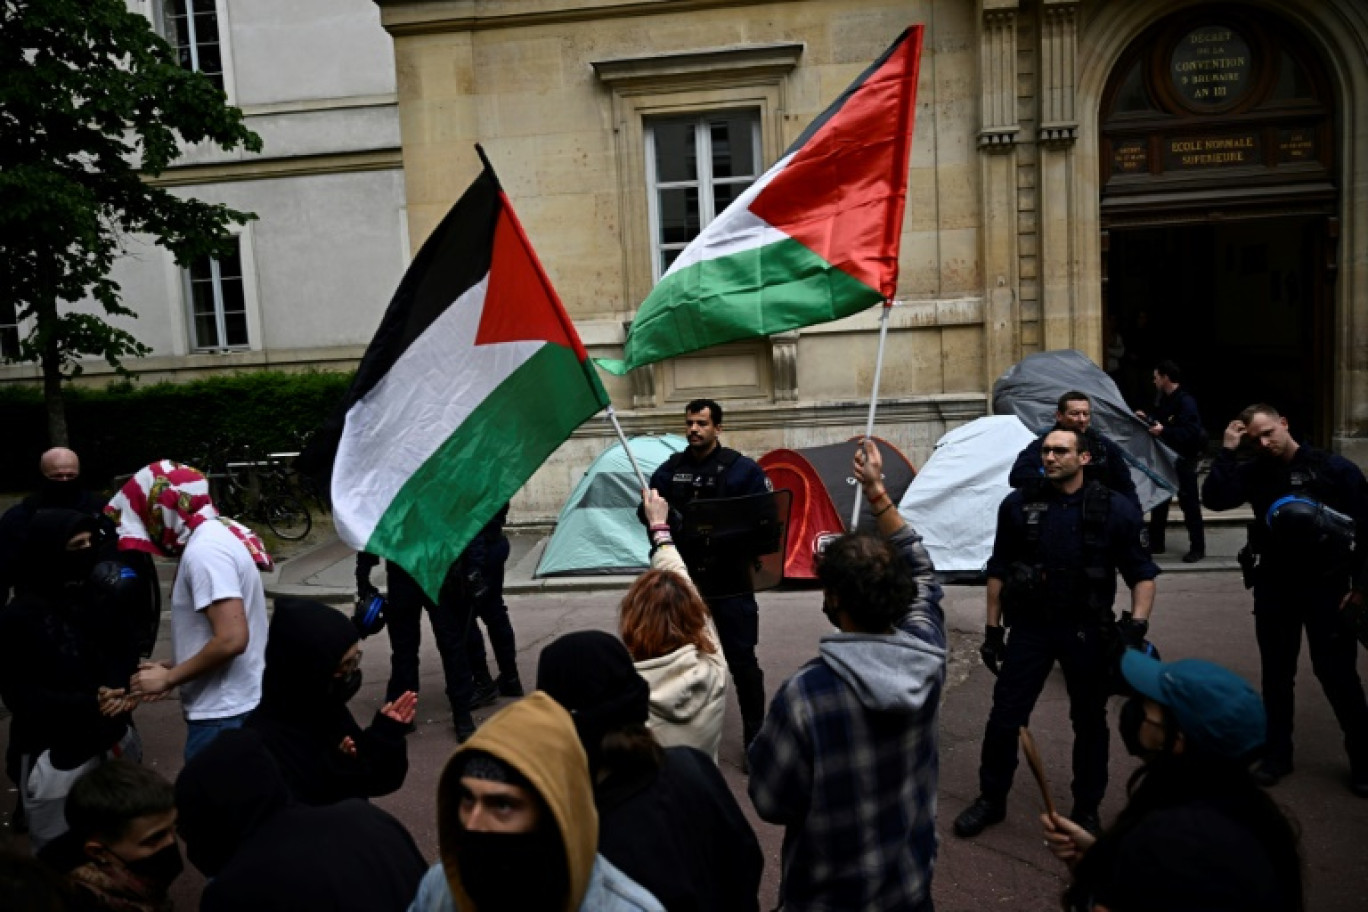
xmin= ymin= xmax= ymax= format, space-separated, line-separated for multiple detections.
xmin=175 ymin=728 xmax=427 ymax=912
xmin=247 ymin=597 xmax=408 ymax=804
xmin=0 ymin=509 xmax=133 ymax=768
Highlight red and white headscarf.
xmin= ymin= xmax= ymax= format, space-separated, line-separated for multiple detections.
xmin=104 ymin=459 xmax=274 ymax=571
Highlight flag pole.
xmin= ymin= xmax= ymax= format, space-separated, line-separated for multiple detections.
xmin=851 ymin=299 xmax=894 ymax=529
xmin=605 ymin=404 xmax=651 ymax=492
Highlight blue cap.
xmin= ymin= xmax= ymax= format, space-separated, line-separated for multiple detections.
xmin=1121 ymin=650 xmax=1266 ymax=760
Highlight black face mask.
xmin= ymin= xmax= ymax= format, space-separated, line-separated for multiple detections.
xmin=330 ymin=669 xmax=363 ymax=703
xmin=41 ymin=478 xmax=83 ymax=508
xmin=61 ymin=546 xmax=99 ymax=588
xmin=1119 ymin=696 xmax=1163 ymax=761
xmin=456 ymin=826 xmax=568 ymax=912
xmin=117 ymin=841 xmax=185 ymax=890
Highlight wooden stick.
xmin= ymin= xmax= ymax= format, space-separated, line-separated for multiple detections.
xmin=1019 ymin=726 xmax=1057 ymax=817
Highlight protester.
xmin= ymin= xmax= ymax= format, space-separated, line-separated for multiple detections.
xmin=246 ymin=597 xmax=415 ymax=805
xmin=175 ymin=728 xmax=427 ymax=912
xmin=108 ymin=461 xmax=271 ymax=761
xmin=537 ymin=630 xmax=762 ymax=911
xmin=0 ymin=509 xmax=142 ymax=852
xmin=0 ymin=838 xmax=70 ymax=912
xmin=649 ymin=398 xmax=773 ymax=754
xmin=0 ymin=447 xmax=106 ymax=603
xmin=0 ymin=448 xmax=128 ymax=835
xmin=747 ymin=439 xmax=946 ymax=911
xmin=408 ymin=692 xmax=663 ymax=912
xmin=620 ymin=490 xmax=728 ymax=760
xmin=1043 ymin=650 xmax=1303 ymax=911
xmin=37 ymin=760 xmax=181 ymax=912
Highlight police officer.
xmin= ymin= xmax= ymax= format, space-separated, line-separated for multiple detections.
xmin=1009 ymin=391 xmax=1141 ymax=512
xmin=955 ymin=427 xmax=1159 ymax=838
xmin=1136 ymin=360 xmax=1207 ymax=562
xmin=1202 ymin=403 xmax=1368 ymax=794
xmin=649 ymin=398 xmax=772 ymax=754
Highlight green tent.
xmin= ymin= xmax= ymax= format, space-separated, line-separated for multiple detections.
xmin=535 ymin=434 xmax=688 ymax=577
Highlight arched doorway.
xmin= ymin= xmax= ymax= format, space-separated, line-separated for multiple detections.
xmin=1098 ymin=5 xmax=1337 ymax=443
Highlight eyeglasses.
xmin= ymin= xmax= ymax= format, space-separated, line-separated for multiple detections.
xmin=1041 ymin=446 xmax=1077 ymax=456
xmin=338 ymin=649 xmax=363 ymax=676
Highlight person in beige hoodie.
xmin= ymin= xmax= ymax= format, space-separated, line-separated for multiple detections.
xmin=407 ymin=692 xmax=662 ymax=912
xmin=622 ymin=491 xmax=729 ymax=762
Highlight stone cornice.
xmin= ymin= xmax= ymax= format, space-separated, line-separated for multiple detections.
xmin=581 ymin=395 xmax=991 ymax=439
xmin=374 ymin=0 xmax=792 ymax=36
xmin=592 ymin=42 xmax=804 ymax=89
xmin=143 ymin=149 xmax=403 ymax=187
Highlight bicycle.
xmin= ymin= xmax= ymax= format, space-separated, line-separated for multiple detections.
xmin=197 ymin=443 xmax=314 ymax=541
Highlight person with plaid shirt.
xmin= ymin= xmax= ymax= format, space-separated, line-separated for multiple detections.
xmin=747 ymin=439 xmax=946 ymax=912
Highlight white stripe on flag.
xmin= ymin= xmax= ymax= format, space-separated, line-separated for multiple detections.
xmin=332 ymin=274 xmax=542 ymax=545
xmin=661 ymin=151 xmax=795 ymax=278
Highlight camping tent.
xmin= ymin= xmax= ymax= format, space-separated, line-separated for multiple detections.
xmin=759 ymin=437 xmax=916 ymax=580
xmin=992 ymin=349 xmax=1179 ymax=513
xmin=898 ymin=416 xmax=1036 ymax=576
xmin=535 ymin=435 xmax=687 ymax=577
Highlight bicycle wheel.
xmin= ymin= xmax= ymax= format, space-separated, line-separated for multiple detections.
xmin=263 ymin=494 xmax=312 ymax=540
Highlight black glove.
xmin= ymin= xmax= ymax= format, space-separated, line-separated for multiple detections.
xmin=1118 ymin=612 xmax=1149 ymax=650
xmin=357 ymin=582 xmax=379 ymax=605
xmin=980 ymin=625 xmax=1006 ymax=676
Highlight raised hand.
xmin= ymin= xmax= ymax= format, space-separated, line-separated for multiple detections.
xmin=381 ymin=690 xmax=418 ymax=726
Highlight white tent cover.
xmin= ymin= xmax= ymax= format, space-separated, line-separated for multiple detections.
xmin=898 ymin=415 xmax=1036 ymax=574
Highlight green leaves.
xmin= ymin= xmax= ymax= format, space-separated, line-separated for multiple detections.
xmin=0 ymin=0 xmax=261 ymax=441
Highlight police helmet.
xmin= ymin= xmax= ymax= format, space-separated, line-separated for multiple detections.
xmin=1265 ymin=495 xmax=1356 ymax=552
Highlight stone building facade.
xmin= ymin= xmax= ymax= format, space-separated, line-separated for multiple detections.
xmin=373 ymin=0 xmax=1368 ymax=520
xmin=0 ymin=0 xmax=409 ymax=384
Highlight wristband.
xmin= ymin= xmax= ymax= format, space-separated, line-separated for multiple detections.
xmin=872 ymin=500 xmax=896 ymax=518
xmin=648 ymin=523 xmax=671 ymax=532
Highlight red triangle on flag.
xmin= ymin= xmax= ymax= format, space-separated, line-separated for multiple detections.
xmin=476 ymin=195 xmax=590 ymax=361
xmin=748 ymin=27 xmax=922 ymax=300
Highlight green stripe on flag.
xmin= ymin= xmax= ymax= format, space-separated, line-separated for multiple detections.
xmin=367 ymin=343 xmax=603 ymax=599
xmin=598 ymin=237 xmax=882 ymax=375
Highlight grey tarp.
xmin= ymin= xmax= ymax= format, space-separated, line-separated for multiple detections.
xmin=898 ymin=415 xmax=1037 ymax=575
xmin=534 ymin=434 xmax=687 ymax=577
xmin=992 ymin=349 xmax=1179 ymax=513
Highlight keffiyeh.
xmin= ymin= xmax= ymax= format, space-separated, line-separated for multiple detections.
xmin=105 ymin=460 xmax=273 ymax=571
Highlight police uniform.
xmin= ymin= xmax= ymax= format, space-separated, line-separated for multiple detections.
xmin=976 ymin=481 xmax=1158 ymax=818
xmin=1147 ymin=386 xmax=1206 ymax=555
xmin=649 ymin=444 xmax=772 ymax=746
xmin=1202 ymin=445 xmax=1368 ymax=781
xmin=1009 ymin=427 xmax=1141 ymax=512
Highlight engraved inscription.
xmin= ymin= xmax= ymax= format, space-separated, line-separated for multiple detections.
xmin=1112 ymin=139 xmax=1148 ymax=174
xmin=1170 ymin=26 xmax=1252 ymax=107
xmin=1164 ymin=134 xmax=1260 ymax=169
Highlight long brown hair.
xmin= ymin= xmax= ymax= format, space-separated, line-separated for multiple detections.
xmin=618 ymin=569 xmax=716 ymax=661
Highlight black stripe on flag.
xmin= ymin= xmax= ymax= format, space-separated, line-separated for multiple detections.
xmin=781 ymin=26 xmax=916 ymax=158
xmin=298 ymin=159 xmax=503 ymax=490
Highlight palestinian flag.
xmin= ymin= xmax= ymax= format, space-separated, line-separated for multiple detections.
xmin=597 ymin=25 xmax=923 ymax=376
xmin=309 ymin=149 xmax=609 ymax=601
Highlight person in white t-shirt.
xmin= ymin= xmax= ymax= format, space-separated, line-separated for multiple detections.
xmin=106 ymin=460 xmax=274 ymax=760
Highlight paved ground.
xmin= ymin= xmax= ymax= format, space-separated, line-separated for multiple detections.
xmin=5 ymin=515 xmax=1368 ymax=910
